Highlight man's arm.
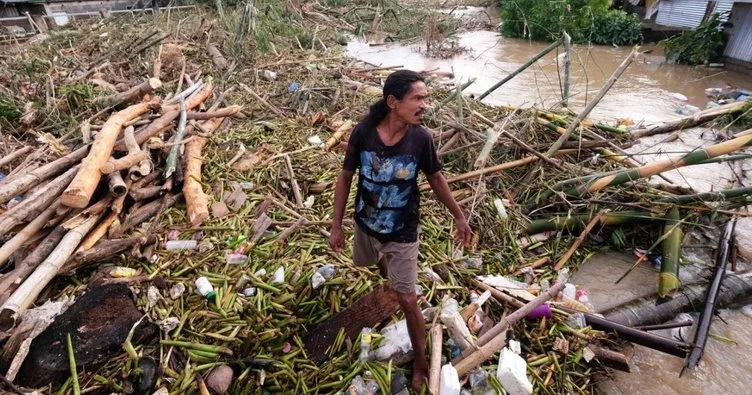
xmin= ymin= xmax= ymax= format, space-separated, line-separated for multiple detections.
xmin=330 ymin=169 xmax=355 ymax=253
xmin=426 ymin=172 xmax=471 ymax=245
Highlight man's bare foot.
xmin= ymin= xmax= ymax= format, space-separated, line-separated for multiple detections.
xmin=411 ymin=361 xmax=428 ymax=392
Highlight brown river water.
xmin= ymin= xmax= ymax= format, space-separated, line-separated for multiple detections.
xmin=348 ymin=27 xmax=752 ymax=394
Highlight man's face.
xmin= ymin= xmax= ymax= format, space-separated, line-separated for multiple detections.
xmin=388 ymin=81 xmax=428 ymax=125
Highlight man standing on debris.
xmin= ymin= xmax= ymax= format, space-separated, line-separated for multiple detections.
xmin=329 ymin=69 xmax=472 ymax=391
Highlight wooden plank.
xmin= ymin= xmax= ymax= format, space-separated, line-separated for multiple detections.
xmin=303 ymin=282 xmax=400 ymax=363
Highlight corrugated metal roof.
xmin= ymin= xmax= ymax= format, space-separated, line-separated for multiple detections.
xmin=724 ymin=3 xmax=752 ymax=61
xmin=714 ymin=0 xmax=735 ymax=21
xmin=656 ymin=0 xmax=710 ymax=28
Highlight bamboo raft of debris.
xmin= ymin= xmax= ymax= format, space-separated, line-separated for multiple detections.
xmin=1 ymin=3 xmax=751 ymax=394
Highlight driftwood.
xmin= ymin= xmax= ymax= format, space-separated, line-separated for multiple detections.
xmin=0 ymin=146 xmax=88 ymax=204
xmin=0 ymin=198 xmax=61 ymax=266
xmin=186 ymin=105 xmax=243 ymax=120
xmin=62 ymin=99 xmax=159 ymax=208
xmin=119 ymin=193 xmax=182 ymax=234
xmin=115 ymin=110 xmax=178 ymax=151
xmin=630 ymin=101 xmax=748 ymax=139
xmin=100 ymin=151 xmax=150 ymax=174
xmin=97 ymin=77 xmax=162 ymax=108
xmin=130 ymin=185 xmax=162 ymax=201
xmin=61 ymin=235 xmax=156 ymax=274
xmin=0 ymin=226 xmax=66 ymax=306
xmin=184 ymin=117 xmax=221 ymax=226
xmin=207 ymin=43 xmax=228 ymax=70
xmin=0 ymin=146 xmax=33 ymax=169
xmin=0 ymin=166 xmax=78 ymax=237
xmin=162 ymin=79 xmax=213 ymax=112
xmin=122 ymin=125 xmax=151 ymax=179
xmin=0 ymin=213 xmax=102 ymax=331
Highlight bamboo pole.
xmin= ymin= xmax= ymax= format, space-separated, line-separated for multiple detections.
xmin=0 ymin=198 xmax=61 ymax=266
xmin=165 ymin=98 xmax=188 ymax=179
xmin=474 ymin=110 xmax=519 ymax=169
xmin=583 ymin=128 xmax=752 ymax=194
xmin=630 ymin=101 xmax=747 ymax=139
xmin=659 ymin=207 xmax=682 ymax=298
xmin=324 ymin=120 xmax=354 ymax=151
xmin=426 ymin=78 xmax=475 ymax=119
xmin=0 ymin=147 xmax=33 ymax=169
xmin=554 ymin=210 xmax=606 ymax=271
xmin=0 ymin=226 xmax=66 ymax=306
xmin=0 ymin=146 xmax=88 ymax=204
xmin=77 ymin=210 xmax=119 ymax=252
xmin=186 ymin=105 xmax=243 ymax=120
xmin=0 ymin=166 xmax=79 ymax=237
xmin=162 ymin=79 xmax=213 ymax=112
xmin=525 ymin=210 xmax=658 ymax=234
xmin=97 ymin=77 xmax=162 ymax=108
xmin=0 ymin=213 xmax=102 ymax=331
xmin=656 ymin=185 xmax=752 ymax=203
xmin=62 ymin=100 xmax=158 ymax=208
xmin=478 ymin=38 xmax=562 ymax=100
xmin=453 ymin=282 xmax=564 ymax=376
xmin=283 ymin=155 xmax=303 ymax=208
xmin=428 ymin=324 xmax=443 ymax=395
xmin=562 ymin=32 xmax=571 ymax=107
xmin=545 ymin=49 xmax=638 ymax=158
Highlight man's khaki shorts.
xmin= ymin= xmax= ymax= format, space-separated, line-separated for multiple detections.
xmin=353 ymin=226 xmax=418 ymax=294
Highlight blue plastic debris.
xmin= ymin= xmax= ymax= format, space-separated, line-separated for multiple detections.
xmin=288 ymin=81 xmax=301 ymax=93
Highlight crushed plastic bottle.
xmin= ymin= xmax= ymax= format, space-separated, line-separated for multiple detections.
xmin=195 ymin=277 xmax=216 ymax=300
xmin=225 ymin=252 xmax=248 ymax=264
xmin=359 ymin=328 xmax=372 ymax=362
xmin=272 ymin=267 xmax=285 ymax=284
xmin=163 ymin=240 xmax=197 ymax=251
xmin=312 ymin=264 xmax=337 ymax=289
xmin=440 ymin=298 xmax=473 ymax=350
xmin=371 ymin=320 xmax=412 ymax=361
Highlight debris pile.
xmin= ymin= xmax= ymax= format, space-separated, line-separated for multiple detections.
xmin=1 ymin=2 xmax=751 ymax=394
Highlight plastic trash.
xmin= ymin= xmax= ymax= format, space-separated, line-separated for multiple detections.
xmin=262 ymin=70 xmax=277 ymax=81
xmin=158 ymin=316 xmax=180 ymax=333
xmin=391 ymin=371 xmax=409 ymax=395
xmin=496 ymin=348 xmax=533 ymax=395
xmin=254 ymin=268 xmax=267 ymax=277
xmin=468 ymin=368 xmax=492 ymax=394
xmin=225 ymin=252 xmax=248 ymax=264
xmin=272 ymin=267 xmax=285 ymax=284
xmin=235 ymin=274 xmax=251 ymax=289
xmin=147 ymin=286 xmax=161 ymax=308
xmin=447 ymin=338 xmax=461 ymax=359
xmin=422 ymin=264 xmax=443 ymax=281
xmin=440 ymin=364 xmax=461 ymax=395
xmin=166 ymin=229 xmax=180 ymax=241
xmin=371 ymin=320 xmax=412 ymax=361
xmin=163 ymin=240 xmax=197 ymax=251
xmin=562 ymin=283 xmax=577 ymax=300
xmin=526 ymin=304 xmax=552 ymax=320
xmin=742 ymin=304 xmax=752 ymax=319
xmin=307 ymin=135 xmax=324 ymax=148
xmin=109 ymin=266 xmax=137 ymax=278
xmin=422 ymin=306 xmax=438 ymax=322
xmin=359 ymin=327 xmax=372 ymax=362
xmin=460 ymin=257 xmax=483 ymax=269
xmin=312 ymin=264 xmax=337 ymax=289
xmin=288 ymin=81 xmax=301 ymax=93
xmin=493 ymin=198 xmax=508 ymax=219
xmin=509 ymin=339 xmax=522 ymax=355
xmin=440 ymin=299 xmax=473 ymax=350
xmin=195 ymin=277 xmax=216 ymax=300
xmin=169 ymin=283 xmax=186 ymax=300
xmin=197 ymin=240 xmax=214 ymax=253
xmin=565 ymin=312 xmax=586 ymax=329
xmin=242 ymin=287 xmax=257 ymax=297
xmin=670 ymin=92 xmax=688 ymax=101
xmin=303 ymin=195 xmax=315 ymax=209
xmin=239 ymin=181 xmax=255 ymax=190
xmin=347 ymin=375 xmax=379 ymax=395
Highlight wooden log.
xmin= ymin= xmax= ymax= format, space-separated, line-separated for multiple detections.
xmin=545 ymin=49 xmax=637 ymax=158
xmin=130 ymin=185 xmax=162 ymax=201
xmin=0 ymin=199 xmax=61 ymax=267
xmin=325 ymin=120 xmax=354 ymax=152
xmin=162 ymin=79 xmax=213 ymax=112
xmin=275 ymin=217 xmax=307 ymax=245
xmin=0 ymin=226 xmax=66 ymax=307
xmin=0 ymin=166 xmax=79 ymax=237
xmin=283 ymin=155 xmax=303 ymax=208
xmin=183 ymin=116 xmax=216 ymax=225
xmin=61 ymin=236 xmax=156 ymax=274
xmin=122 ymin=125 xmax=150 ymax=179
xmin=114 ymin=111 xmax=178 ymax=152
xmin=207 ymin=43 xmax=228 ymax=70
xmin=0 ymin=146 xmax=88 ymax=205
xmin=303 ymin=282 xmax=400 ymax=364
xmin=97 ymin=78 xmax=162 ymax=108
xmin=62 ymin=100 xmax=159 ymax=208
xmin=100 ymin=151 xmax=149 ymax=174
xmin=0 ymin=213 xmax=102 ymax=331
xmin=0 ymin=147 xmax=33 ymax=170
xmin=186 ymin=105 xmax=243 ymax=120
xmin=120 ymin=193 xmax=182 ymax=234
xmin=591 ymin=346 xmax=630 ymax=373
xmin=453 ymin=282 xmax=564 ymax=376
xmin=77 ymin=210 xmax=119 ymax=252
xmin=428 ymin=324 xmax=443 ymax=395
xmin=630 ymin=101 xmax=748 ymax=139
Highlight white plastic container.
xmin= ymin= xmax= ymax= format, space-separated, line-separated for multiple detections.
xmin=195 ymin=277 xmax=215 ymax=300
xmin=493 ymin=198 xmax=508 ymax=219
xmin=164 ymin=240 xmax=197 ymax=251
xmin=496 ymin=348 xmax=533 ymax=395
xmin=439 ymin=364 xmax=461 ymax=395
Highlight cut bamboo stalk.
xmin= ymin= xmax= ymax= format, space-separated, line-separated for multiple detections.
xmin=0 ymin=226 xmax=66 ymax=306
xmin=77 ymin=210 xmax=118 ymax=252
xmin=554 ymin=210 xmax=606 ymax=271
xmin=0 ymin=146 xmax=88 ymax=204
xmin=474 ymin=110 xmax=519 ymax=169
xmin=659 ymin=206 xmax=682 ymax=298
xmin=655 ymin=185 xmax=752 ymax=204
xmin=0 ymin=147 xmax=33 ymax=169
xmin=112 ymin=177 xmax=133 ymax=214
xmin=0 ymin=213 xmax=102 ymax=331
xmin=283 ymin=155 xmax=303 ymax=208
xmin=630 ymin=101 xmax=747 ymax=139
xmin=100 ymin=151 xmax=149 ymax=174
xmin=583 ymin=128 xmax=752 ymax=194
xmin=62 ymin=99 xmax=159 ymax=208
xmin=130 ymin=185 xmax=162 ymax=201
xmin=165 ymin=98 xmax=188 ymax=179
xmin=186 ymin=105 xmax=243 ymax=120
xmin=524 ymin=210 xmax=658 ymax=234
xmin=275 ymin=217 xmax=307 ymax=245
xmin=478 ymin=38 xmax=562 ymax=100
xmin=453 ymin=282 xmax=564 ymax=376
xmin=107 ymin=171 xmax=127 ymax=197
xmin=184 ymin=117 xmax=221 ymax=226
xmin=97 ymin=77 xmax=162 ymax=108
xmin=324 ymin=120 xmax=354 ymax=151
xmin=428 ymin=324 xmax=443 ymax=395
xmin=545 ymin=49 xmax=638 ymax=158
xmin=0 ymin=166 xmax=79 ymax=237
xmin=162 ymin=79 xmax=213 ymax=112
xmin=0 ymin=198 xmax=61 ymax=266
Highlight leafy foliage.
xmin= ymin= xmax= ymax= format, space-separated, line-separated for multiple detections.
xmin=661 ymin=13 xmax=727 ymax=65
xmin=592 ymin=10 xmax=642 ymax=45
xmin=500 ymin=0 xmax=642 ymax=45
xmin=0 ymin=97 xmax=22 ymax=122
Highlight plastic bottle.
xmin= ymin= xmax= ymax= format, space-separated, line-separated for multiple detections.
xmin=440 ymin=364 xmax=461 ymax=395
xmin=440 ymin=299 xmax=473 ymax=350
xmin=359 ymin=328 xmax=372 ymax=362
xmin=195 ymin=277 xmax=215 ymax=300
xmin=225 ymin=253 xmax=248 ymax=264
xmin=163 ymin=240 xmax=197 ymax=251
xmin=562 ymin=283 xmax=577 ymax=300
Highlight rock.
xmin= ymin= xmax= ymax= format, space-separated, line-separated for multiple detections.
xmin=206 ymin=364 xmax=234 ymax=394
xmin=16 ymin=284 xmax=157 ymax=387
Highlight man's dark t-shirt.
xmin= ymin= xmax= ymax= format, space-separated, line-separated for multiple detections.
xmin=343 ymin=122 xmax=442 ymax=243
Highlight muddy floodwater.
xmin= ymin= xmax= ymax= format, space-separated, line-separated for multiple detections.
xmin=348 ymin=27 xmax=752 ymax=395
